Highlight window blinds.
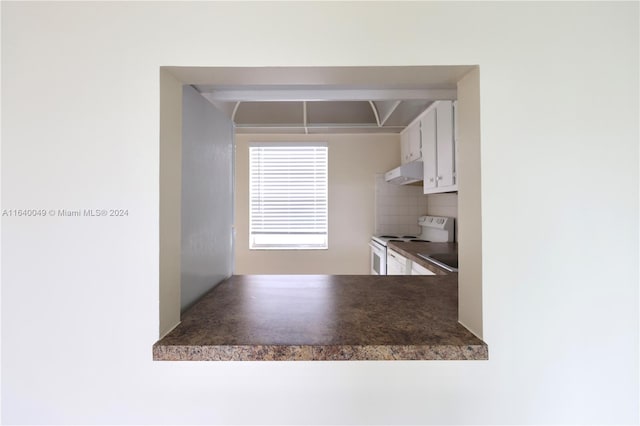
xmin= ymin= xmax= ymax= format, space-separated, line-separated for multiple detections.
xmin=249 ymin=143 xmax=328 ymax=249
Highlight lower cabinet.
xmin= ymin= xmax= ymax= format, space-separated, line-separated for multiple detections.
xmin=387 ymin=249 xmax=410 ymax=275
xmin=411 ymin=261 xmax=436 ymax=276
xmin=387 ymin=248 xmax=440 ymax=276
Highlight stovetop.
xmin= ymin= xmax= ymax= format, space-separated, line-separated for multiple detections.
xmin=371 ymin=234 xmax=432 ymax=246
xmin=371 ymin=216 xmax=455 ymax=247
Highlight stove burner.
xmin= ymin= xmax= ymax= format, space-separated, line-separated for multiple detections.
xmin=379 ymin=235 xmax=399 ymax=238
xmin=402 ymin=236 xmax=418 ymax=239
xmin=410 ymin=239 xmax=431 ymax=242
xmin=387 ymin=239 xmax=404 ymax=242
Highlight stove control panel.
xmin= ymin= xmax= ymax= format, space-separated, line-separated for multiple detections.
xmin=419 ymin=216 xmax=453 ymax=229
xmin=418 ymin=216 xmax=455 ymax=242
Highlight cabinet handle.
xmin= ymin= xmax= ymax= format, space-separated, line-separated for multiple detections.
xmin=437 ymin=176 xmax=443 ymax=180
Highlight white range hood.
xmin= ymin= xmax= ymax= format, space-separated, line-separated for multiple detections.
xmin=384 ymin=161 xmax=424 ymax=185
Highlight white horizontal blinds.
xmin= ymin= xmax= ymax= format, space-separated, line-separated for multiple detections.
xmin=250 ymin=143 xmax=328 ymax=249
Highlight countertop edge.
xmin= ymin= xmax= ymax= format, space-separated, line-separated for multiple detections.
xmin=387 ymin=241 xmax=456 ymax=275
xmin=153 ymin=343 xmax=488 ymax=361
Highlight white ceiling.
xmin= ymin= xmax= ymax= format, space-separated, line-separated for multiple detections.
xmin=166 ymin=66 xmax=475 ymax=134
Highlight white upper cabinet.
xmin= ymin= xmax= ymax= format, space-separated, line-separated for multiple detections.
xmin=436 ymin=101 xmax=455 ymax=188
xmin=400 ymin=120 xmax=422 ymax=164
xmin=422 ymin=100 xmax=457 ymax=194
xmin=397 ymin=100 xmax=458 ymax=193
xmin=408 ymin=122 xmax=422 ymax=162
xmin=422 ymin=107 xmax=437 ymax=188
xmin=400 ymin=131 xmax=410 ymax=164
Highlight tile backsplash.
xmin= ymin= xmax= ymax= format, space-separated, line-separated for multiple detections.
xmin=374 ymin=173 xmax=458 ymax=239
xmin=424 ymin=192 xmax=458 ymax=219
xmin=374 ymin=174 xmax=427 ymax=236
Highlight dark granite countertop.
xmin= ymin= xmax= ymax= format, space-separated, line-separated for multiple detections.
xmin=388 ymin=241 xmax=457 ymax=275
xmin=153 ymin=274 xmax=487 ymax=361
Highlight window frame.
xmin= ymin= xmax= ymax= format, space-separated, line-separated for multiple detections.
xmin=248 ymin=142 xmax=329 ymax=250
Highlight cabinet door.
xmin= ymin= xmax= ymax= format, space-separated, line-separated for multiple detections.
xmin=400 ymin=131 xmax=410 ymax=164
xmin=386 ymin=257 xmax=402 ymax=275
xmin=387 ymin=249 xmax=408 ymax=275
xmin=421 ymin=108 xmax=437 ymax=190
xmin=436 ymin=101 xmax=455 ymax=187
xmin=408 ymin=122 xmax=422 ymax=161
xmin=411 ymin=262 xmax=436 ymax=276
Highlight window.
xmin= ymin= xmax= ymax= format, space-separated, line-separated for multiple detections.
xmin=249 ymin=143 xmax=328 ymax=249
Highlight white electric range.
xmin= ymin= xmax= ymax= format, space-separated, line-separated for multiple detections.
xmin=369 ymin=216 xmax=455 ymax=275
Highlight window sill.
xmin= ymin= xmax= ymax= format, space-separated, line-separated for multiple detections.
xmin=153 ymin=275 xmax=488 ymax=361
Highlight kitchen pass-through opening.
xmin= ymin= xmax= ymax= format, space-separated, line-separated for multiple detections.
xmin=159 ymin=65 xmax=483 ymax=353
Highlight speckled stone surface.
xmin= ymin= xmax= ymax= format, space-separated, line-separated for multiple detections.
xmin=388 ymin=241 xmax=458 ymax=275
xmin=153 ymin=275 xmax=487 ymax=361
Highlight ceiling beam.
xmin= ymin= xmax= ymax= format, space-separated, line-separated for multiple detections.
xmin=234 ymin=123 xmax=405 ymax=129
xmin=303 ymin=101 xmax=308 ymax=135
xmin=201 ymin=88 xmax=457 ymax=102
xmin=368 ymin=101 xmax=381 ymax=127
xmin=231 ymin=101 xmax=241 ymax=122
xmin=379 ymin=100 xmax=402 ymax=126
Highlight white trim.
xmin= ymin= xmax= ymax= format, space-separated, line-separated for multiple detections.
xmin=303 ymin=101 xmax=308 ymax=134
xmin=231 ymin=101 xmax=241 ymax=122
xmin=368 ymin=100 xmax=381 ymax=127
xmin=238 ymin=123 xmax=405 ymax=130
xmin=203 ymin=88 xmax=457 ymax=102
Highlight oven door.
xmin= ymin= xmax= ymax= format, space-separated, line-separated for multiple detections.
xmin=369 ymin=240 xmax=387 ymax=275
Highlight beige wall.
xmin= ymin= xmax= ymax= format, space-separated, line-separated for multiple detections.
xmin=234 ymin=133 xmax=399 ymax=274
xmin=425 ymin=193 xmax=458 ymax=219
xmin=456 ymin=68 xmax=483 ymax=338
xmin=158 ymin=69 xmax=182 ymax=337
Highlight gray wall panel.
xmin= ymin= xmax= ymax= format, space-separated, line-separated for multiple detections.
xmin=181 ymin=85 xmax=234 ymax=311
